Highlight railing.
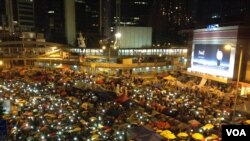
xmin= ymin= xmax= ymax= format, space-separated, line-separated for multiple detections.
xmin=82 ymin=62 xmax=167 ymax=68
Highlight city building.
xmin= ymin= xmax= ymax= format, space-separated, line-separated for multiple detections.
xmin=0 ymin=0 xmax=7 ymax=31
xmin=34 ymin=0 xmax=66 ymax=43
xmin=75 ymin=0 xmax=100 ymax=48
xmin=195 ymin=0 xmax=250 ymax=28
xmin=150 ymin=0 xmax=196 ymax=45
xmin=14 ymin=0 xmax=35 ymax=32
xmin=187 ymin=25 xmax=250 ymax=95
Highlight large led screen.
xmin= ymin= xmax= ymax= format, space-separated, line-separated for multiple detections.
xmin=191 ymin=44 xmax=235 ymax=78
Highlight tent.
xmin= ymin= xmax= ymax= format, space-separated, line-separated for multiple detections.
xmin=129 ymin=126 xmax=164 ymax=141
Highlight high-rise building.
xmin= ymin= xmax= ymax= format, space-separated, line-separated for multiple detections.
xmin=195 ymin=0 xmax=250 ymax=27
xmin=75 ymin=0 xmax=100 ymax=47
xmin=15 ymin=0 xmax=35 ymax=32
xmin=149 ymin=0 xmax=196 ymax=45
xmin=0 ymin=0 xmax=15 ymax=32
xmin=99 ymin=0 xmax=197 ymax=46
xmin=0 ymin=0 xmax=35 ymax=32
xmin=34 ymin=0 xmax=66 ymax=43
xmin=0 ymin=0 xmax=6 ymax=30
xmin=100 ymin=0 xmax=154 ymax=44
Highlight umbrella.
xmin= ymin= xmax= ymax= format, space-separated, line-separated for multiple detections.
xmin=68 ymin=127 xmax=81 ymax=133
xmin=80 ymin=119 xmax=87 ymax=125
xmin=162 ymin=133 xmax=176 ymax=140
xmin=115 ymin=94 xmax=129 ymax=104
xmin=202 ymin=123 xmax=214 ymax=130
xmin=177 ymin=132 xmax=189 ymax=138
xmin=129 ymin=126 xmax=164 ymax=141
xmin=160 ymin=130 xmax=172 ymax=136
xmin=23 ymin=112 xmax=33 ymax=116
xmin=192 ymin=133 xmax=204 ymax=140
xmin=91 ymin=134 xmax=99 ymax=140
xmin=197 ymin=107 xmax=204 ymax=111
xmin=188 ymin=119 xmax=201 ymax=127
xmin=90 ymin=117 xmax=97 ymax=122
xmin=156 ymin=130 xmax=163 ymax=133
xmin=81 ymin=102 xmax=89 ymax=110
xmin=40 ymin=126 xmax=48 ymax=131
xmin=96 ymin=79 xmax=105 ymax=84
xmin=175 ymin=98 xmax=183 ymax=103
xmin=205 ymin=134 xmax=219 ymax=140
xmin=163 ymin=75 xmax=176 ymax=81
xmin=44 ymin=113 xmax=56 ymax=118
xmin=245 ymin=120 xmax=250 ymax=125
xmin=154 ymin=121 xmax=170 ymax=129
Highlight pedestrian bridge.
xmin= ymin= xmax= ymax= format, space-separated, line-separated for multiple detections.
xmin=0 ymin=41 xmax=65 ymax=48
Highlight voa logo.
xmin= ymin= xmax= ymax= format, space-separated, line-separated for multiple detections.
xmin=226 ymin=129 xmax=246 ymax=136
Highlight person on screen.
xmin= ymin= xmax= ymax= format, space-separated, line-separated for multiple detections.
xmin=216 ymin=48 xmax=223 ymax=66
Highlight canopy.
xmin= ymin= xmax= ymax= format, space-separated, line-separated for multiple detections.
xmin=129 ymin=126 xmax=164 ymax=141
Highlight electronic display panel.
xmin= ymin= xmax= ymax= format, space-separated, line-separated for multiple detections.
xmin=190 ymin=44 xmax=235 ymax=78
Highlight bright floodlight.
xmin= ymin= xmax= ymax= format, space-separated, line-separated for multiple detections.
xmin=115 ymin=32 xmax=121 ymax=38
xmin=224 ymin=44 xmax=232 ymax=50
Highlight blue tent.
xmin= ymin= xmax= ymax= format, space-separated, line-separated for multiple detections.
xmin=129 ymin=126 xmax=164 ymax=141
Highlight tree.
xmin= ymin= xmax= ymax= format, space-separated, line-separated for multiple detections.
xmin=0 ymin=101 xmax=5 ymax=119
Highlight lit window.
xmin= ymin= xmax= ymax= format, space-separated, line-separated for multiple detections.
xmin=48 ymin=11 xmax=54 ymax=14
xmin=134 ymin=1 xmax=147 ymax=5
xmin=134 ymin=17 xmax=140 ymax=20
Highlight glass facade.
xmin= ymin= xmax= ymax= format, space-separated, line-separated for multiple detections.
xmin=69 ymin=48 xmax=187 ymax=57
xmin=118 ymin=48 xmax=188 ymax=56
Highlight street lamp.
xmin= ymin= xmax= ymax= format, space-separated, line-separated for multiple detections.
xmin=101 ymin=32 xmax=121 ymax=74
xmin=232 ymin=46 xmax=243 ymax=120
xmin=225 ymin=44 xmax=243 ymax=120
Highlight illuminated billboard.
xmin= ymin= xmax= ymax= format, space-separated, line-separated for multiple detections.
xmin=190 ymin=44 xmax=235 ymax=78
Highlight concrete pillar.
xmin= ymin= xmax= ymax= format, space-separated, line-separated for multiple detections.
xmin=64 ymin=0 xmax=76 ymax=46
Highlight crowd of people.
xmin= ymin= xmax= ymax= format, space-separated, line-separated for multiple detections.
xmin=0 ymin=68 xmax=250 ymax=141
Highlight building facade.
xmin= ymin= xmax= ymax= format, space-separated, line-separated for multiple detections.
xmin=34 ymin=0 xmax=66 ymax=43
xmin=16 ymin=0 xmax=35 ymax=32
xmin=195 ymin=0 xmax=250 ymax=27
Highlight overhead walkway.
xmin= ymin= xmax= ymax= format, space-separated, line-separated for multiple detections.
xmin=0 ymin=41 xmax=65 ymax=48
